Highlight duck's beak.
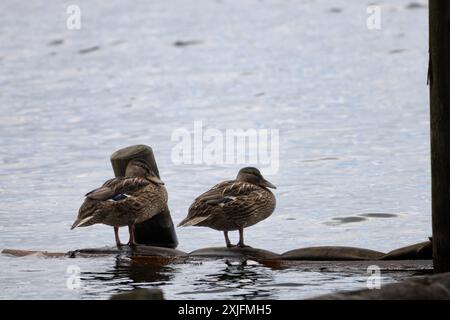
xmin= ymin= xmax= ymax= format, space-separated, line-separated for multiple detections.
xmin=148 ymin=175 xmax=165 ymax=185
xmin=71 ymin=216 xmax=94 ymax=229
xmin=261 ymin=179 xmax=276 ymax=189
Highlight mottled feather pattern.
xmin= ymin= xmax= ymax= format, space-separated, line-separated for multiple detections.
xmin=75 ymin=176 xmax=168 ymax=228
xmin=180 ymin=180 xmax=275 ymax=231
xmin=86 ymin=177 xmax=152 ymax=200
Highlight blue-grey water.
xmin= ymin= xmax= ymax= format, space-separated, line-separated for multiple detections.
xmin=0 ymin=0 xmax=430 ymax=299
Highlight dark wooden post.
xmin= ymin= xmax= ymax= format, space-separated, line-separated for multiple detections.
xmin=429 ymin=1 xmax=450 ymax=273
xmin=111 ymin=145 xmax=178 ymax=249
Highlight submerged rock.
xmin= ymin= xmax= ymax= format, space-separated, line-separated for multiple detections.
xmin=189 ymin=247 xmax=280 ymax=260
xmin=110 ymin=288 xmax=164 ymax=300
xmin=133 ymin=245 xmax=188 ymax=257
xmin=281 ymin=246 xmax=385 ymax=261
xmin=1 ymin=249 xmax=65 ymax=258
xmin=68 ymin=245 xmax=187 ymax=258
xmin=2 ymin=240 xmax=433 ymax=262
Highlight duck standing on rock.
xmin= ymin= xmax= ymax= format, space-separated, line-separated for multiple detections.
xmin=71 ymin=160 xmax=168 ymax=247
xmin=178 ymin=167 xmax=276 ymax=248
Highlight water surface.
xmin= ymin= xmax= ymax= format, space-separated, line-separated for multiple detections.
xmin=0 ymin=0 xmax=430 ymax=299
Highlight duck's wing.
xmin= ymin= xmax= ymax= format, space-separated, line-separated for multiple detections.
xmin=179 ymin=181 xmax=263 ymax=226
xmin=85 ymin=177 xmax=151 ymax=201
xmin=73 ymin=178 xmax=166 ymax=229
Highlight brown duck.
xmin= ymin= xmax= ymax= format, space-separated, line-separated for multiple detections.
xmin=178 ymin=167 xmax=276 ymax=247
xmin=71 ymin=160 xmax=167 ymax=246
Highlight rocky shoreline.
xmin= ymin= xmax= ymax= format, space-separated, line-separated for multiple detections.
xmin=1 ymin=239 xmax=432 ymax=261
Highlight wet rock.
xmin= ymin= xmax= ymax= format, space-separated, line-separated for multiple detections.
xmin=110 ymin=288 xmax=164 ymax=300
xmin=281 ymin=246 xmax=385 ymax=261
xmin=2 ymin=249 xmax=65 ymax=258
xmin=133 ymin=245 xmax=187 ymax=257
xmin=3 ymin=242 xmax=433 ymax=262
xmin=68 ymin=245 xmax=187 ymax=258
xmin=189 ymin=247 xmax=280 ymax=260
xmin=381 ymin=241 xmax=432 ymax=260
xmin=314 ymin=272 xmax=450 ymax=300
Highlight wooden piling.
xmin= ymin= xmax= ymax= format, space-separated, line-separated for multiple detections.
xmin=429 ymin=1 xmax=450 ymax=273
xmin=110 ymin=145 xmax=178 ymax=248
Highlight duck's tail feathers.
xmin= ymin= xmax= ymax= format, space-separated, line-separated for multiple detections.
xmin=177 ymin=215 xmax=209 ymax=227
xmin=71 ymin=216 xmax=95 ymax=230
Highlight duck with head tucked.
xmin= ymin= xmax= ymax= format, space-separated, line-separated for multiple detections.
xmin=178 ymin=167 xmax=276 ymax=247
xmin=71 ymin=159 xmax=167 ymax=246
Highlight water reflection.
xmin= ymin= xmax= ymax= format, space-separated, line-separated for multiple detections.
xmin=181 ymin=259 xmax=274 ymax=300
xmin=79 ymin=256 xmax=176 ymax=299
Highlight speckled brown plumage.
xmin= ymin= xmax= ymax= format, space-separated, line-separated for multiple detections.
xmin=71 ymin=160 xmax=167 ymax=246
xmin=178 ymin=167 xmax=276 ymax=247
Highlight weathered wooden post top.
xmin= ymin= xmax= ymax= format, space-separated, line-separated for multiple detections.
xmin=110 ymin=144 xmax=178 ymax=248
xmin=429 ymin=1 xmax=450 ymax=273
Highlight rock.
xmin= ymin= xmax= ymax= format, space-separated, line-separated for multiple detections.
xmin=110 ymin=288 xmax=164 ymax=300
xmin=281 ymin=246 xmax=385 ymax=261
xmin=1 ymin=249 xmax=66 ymax=258
xmin=381 ymin=241 xmax=432 ymax=260
xmin=67 ymin=245 xmax=187 ymax=258
xmin=314 ymin=272 xmax=450 ymax=300
xmin=189 ymin=247 xmax=280 ymax=260
xmin=133 ymin=245 xmax=188 ymax=257
xmin=2 ymin=241 xmax=433 ymax=262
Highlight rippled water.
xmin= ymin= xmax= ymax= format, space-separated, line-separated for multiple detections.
xmin=0 ymin=0 xmax=430 ymax=299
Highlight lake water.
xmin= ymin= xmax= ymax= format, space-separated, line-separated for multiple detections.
xmin=0 ymin=0 xmax=430 ymax=299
